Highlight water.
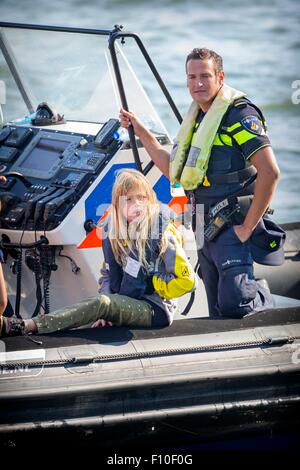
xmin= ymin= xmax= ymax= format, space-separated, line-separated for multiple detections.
xmin=0 ymin=0 xmax=300 ymax=222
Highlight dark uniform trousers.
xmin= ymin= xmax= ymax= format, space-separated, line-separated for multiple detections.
xmin=198 ymin=225 xmax=275 ymax=318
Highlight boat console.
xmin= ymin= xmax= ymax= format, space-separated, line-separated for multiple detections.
xmin=0 ymin=121 xmax=121 ymax=231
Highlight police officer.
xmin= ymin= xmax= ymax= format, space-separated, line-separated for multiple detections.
xmin=120 ymin=48 xmax=279 ymax=318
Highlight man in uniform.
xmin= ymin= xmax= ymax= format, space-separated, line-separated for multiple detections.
xmin=120 ymin=48 xmax=280 ymax=318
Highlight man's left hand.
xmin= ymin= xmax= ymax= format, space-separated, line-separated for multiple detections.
xmin=232 ymin=224 xmax=253 ymax=243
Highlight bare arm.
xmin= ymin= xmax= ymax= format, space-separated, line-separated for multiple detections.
xmin=234 ymin=146 xmax=280 ymax=242
xmin=119 ymin=109 xmax=170 ymax=178
xmin=0 ymin=264 xmax=7 ymax=316
xmin=0 ymin=176 xmax=8 ymax=316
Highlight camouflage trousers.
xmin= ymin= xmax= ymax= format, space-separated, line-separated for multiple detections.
xmin=35 ymin=293 xmax=153 ymax=334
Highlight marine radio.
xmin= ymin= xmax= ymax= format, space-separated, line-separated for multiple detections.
xmin=94 ymin=118 xmax=120 ymax=150
xmin=204 ymin=199 xmax=241 ymax=241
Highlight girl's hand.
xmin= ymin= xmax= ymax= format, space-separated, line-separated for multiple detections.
xmin=119 ymin=108 xmax=146 ymax=137
xmin=91 ymin=319 xmax=113 ymax=328
xmin=0 ymin=176 xmax=7 ymax=183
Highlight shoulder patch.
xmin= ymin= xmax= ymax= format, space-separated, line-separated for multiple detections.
xmin=241 ymin=115 xmax=264 ymax=135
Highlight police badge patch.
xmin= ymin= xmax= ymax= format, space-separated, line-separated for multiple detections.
xmin=241 ymin=115 xmax=264 ymax=135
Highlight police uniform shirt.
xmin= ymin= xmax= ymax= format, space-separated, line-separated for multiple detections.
xmin=192 ymin=99 xmax=271 ymax=206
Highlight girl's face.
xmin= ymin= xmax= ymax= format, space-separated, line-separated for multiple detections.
xmin=121 ymin=188 xmax=148 ymax=223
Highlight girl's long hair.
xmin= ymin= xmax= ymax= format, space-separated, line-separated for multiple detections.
xmin=109 ymin=169 xmax=164 ymax=269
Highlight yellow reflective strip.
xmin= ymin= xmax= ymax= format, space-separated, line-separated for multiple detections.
xmin=212 ymin=134 xmax=232 ymax=147
xmin=233 ymin=129 xmax=256 ymax=145
xmin=227 ymin=122 xmax=242 ymax=132
xmin=220 ymin=134 xmax=232 ymax=146
xmin=213 ymin=134 xmax=223 ymax=146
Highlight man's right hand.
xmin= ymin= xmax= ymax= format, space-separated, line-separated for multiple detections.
xmin=119 ymin=108 xmax=171 ymax=179
xmin=119 ymin=108 xmax=146 ymax=138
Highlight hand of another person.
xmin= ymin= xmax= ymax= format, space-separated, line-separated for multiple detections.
xmin=91 ymin=319 xmax=113 ymax=328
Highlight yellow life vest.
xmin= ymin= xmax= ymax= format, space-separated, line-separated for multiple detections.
xmin=170 ymin=84 xmax=246 ymax=190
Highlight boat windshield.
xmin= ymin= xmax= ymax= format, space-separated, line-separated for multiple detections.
xmin=0 ymin=26 xmax=173 ymax=138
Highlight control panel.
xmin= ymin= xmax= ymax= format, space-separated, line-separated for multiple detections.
xmin=62 ymin=149 xmax=107 ymax=173
xmin=0 ymin=121 xmax=121 ymax=231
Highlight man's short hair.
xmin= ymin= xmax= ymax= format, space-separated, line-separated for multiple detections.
xmin=185 ymin=48 xmax=223 ymax=74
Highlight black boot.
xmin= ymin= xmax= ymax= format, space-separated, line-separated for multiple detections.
xmin=0 ymin=316 xmax=25 ymax=337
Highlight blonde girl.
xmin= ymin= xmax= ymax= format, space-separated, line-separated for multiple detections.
xmin=1 ymin=169 xmax=197 ymax=336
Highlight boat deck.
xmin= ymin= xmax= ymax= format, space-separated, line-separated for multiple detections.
xmin=3 ymin=303 xmax=300 ymax=352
